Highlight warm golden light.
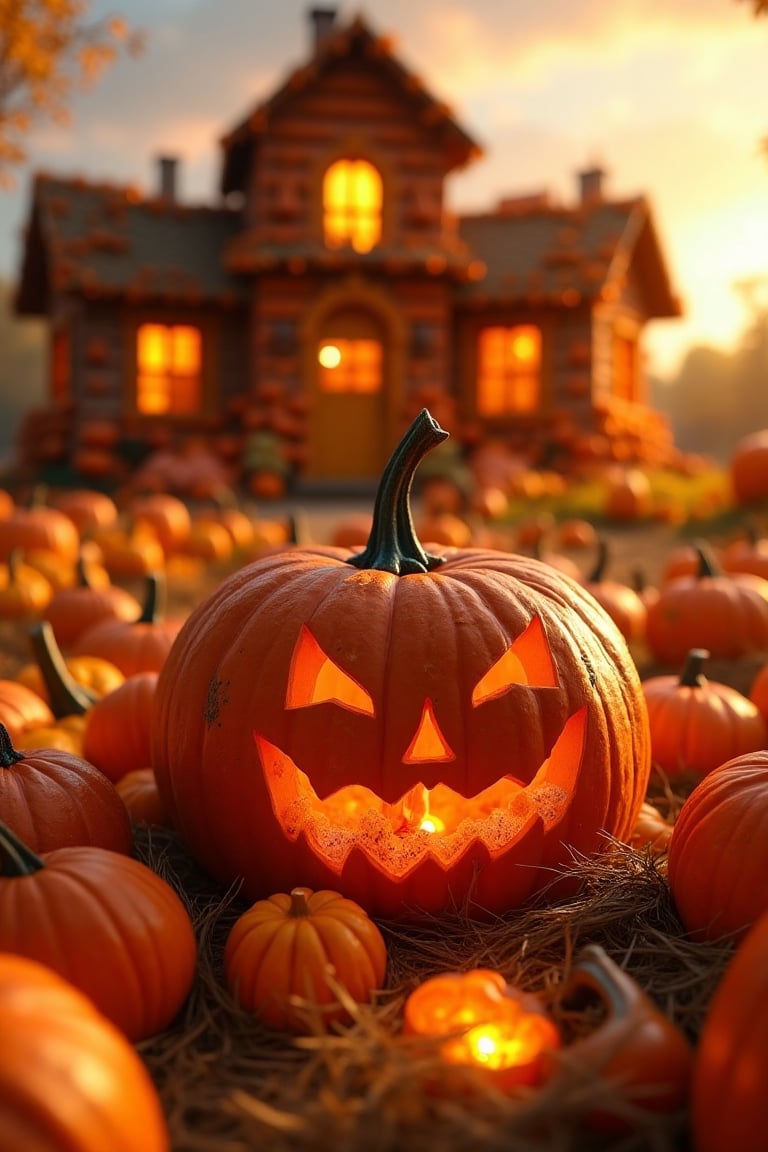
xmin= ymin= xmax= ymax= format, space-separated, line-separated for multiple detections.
xmin=318 ymin=343 xmax=342 ymax=369
xmin=286 ymin=624 xmax=374 ymax=715
xmin=136 ymin=323 xmax=201 ymax=414
xmin=318 ymin=338 xmax=381 ymax=393
xmin=402 ymin=968 xmax=561 ymax=1089
xmin=253 ymin=706 xmax=587 ymax=877
xmin=477 ymin=324 xmax=541 ymax=416
xmin=323 ymin=158 xmax=382 ymax=253
xmin=472 ymin=616 xmax=558 ymax=705
xmin=402 ymin=699 xmax=455 ymax=764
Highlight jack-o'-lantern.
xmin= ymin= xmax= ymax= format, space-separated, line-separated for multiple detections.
xmin=152 ymin=411 xmax=650 ymax=919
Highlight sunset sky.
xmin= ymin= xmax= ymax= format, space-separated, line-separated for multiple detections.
xmin=2 ymin=0 xmax=768 ymax=381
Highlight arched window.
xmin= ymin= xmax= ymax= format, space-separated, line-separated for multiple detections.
xmin=476 ymin=325 xmax=541 ymax=415
xmin=323 ymin=159 xmax=382 ymax=253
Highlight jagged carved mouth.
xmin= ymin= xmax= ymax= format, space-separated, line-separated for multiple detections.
xmin=254 ymin=707 xmax=587 ymax=879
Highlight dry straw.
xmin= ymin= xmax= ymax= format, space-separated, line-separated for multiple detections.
xmin=135 ymin=810 xmax=732 ymax=1152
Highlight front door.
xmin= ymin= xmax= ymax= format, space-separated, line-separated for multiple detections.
xmin=307 ymin=309 xmax=386 ymax=479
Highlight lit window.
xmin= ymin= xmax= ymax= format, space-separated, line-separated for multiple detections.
xmin=318 ymin=339 xmax=382 ymax=393
xmin=136 ymin=324 xmax=202 ymax=414
xmin=477 ymin=325 xmax=541 ymax=415
xmin=613 ymin=332 xmax=638 ymax=402
xmin=323 ymin=160 xmax=382 ymax=253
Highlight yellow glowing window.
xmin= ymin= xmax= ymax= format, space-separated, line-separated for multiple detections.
xmin=318 ymin=339 xmax=382 ymax=393
xmin=477 ymin=325 xmax=541 ymax=416
xmin=323 ymin=159 xmax=382 ymax=253
xmin=136 ymin=324 xmax=202 ymax=415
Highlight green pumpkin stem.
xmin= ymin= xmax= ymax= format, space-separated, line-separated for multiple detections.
xmin=0 ymin=725 xmax=24 ymax=769
xmin=139 ymin=572 xmax=166 ymax=623
xmin=587 ymin=538 xmax=609 ymax=584
xmin=679 ymin=648 xmax=710 ymax=688
xmin=347 ymin=408 xmax=449 ymax=575
xmin=28 ymin=621 xmax=97 ymax=717
xmin=75 ymin=551 xmax=94 ymax=589
xmin=694 ymin=541 xmax=720 ymax=580
xmin=0 ymin=821 xmax=45 ymax=876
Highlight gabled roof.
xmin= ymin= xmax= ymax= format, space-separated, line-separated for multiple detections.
xmin=219 ymin=11 xmax=482 ymax=196
xmin=15 ymin=174 xmax=248 ymax=317
xmin=456 ymin=193 xmax=683 ymax=318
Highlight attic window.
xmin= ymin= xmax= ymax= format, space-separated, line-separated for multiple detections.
xmin=477 ymin=325 xmax=541 ymax=416
xmin=323 ymin=159 xmax=382 ymax=253
xmin=136 ymin=324 xmax=202 ymax=414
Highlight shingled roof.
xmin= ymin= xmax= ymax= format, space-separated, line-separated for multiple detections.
xmin=219 ymin=11 xmax=482 ymax=196
xmin=456 ymin=191 xmax=683 ymax=318
xmin=16 ymin=174 xmax=247 ymax=316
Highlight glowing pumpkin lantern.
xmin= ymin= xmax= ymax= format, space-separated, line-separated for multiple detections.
xmin=152 ymin=411 xmax=650 ymax=919
xmin=402 ymin=968 xmax=560 ymax=1090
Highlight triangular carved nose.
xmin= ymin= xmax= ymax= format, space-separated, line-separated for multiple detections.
xmin=402 ymin=699 xmax=455 ymax=764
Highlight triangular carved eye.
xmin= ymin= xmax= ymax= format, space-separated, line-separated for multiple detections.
xmin=286 ymin=625 xmax=374 ymax=715
xmin=472 ymin=616 xmax=558 ymax=706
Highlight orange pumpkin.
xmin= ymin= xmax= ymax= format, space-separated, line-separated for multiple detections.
xmin=0 ymin=822 xmax=197 ymax=1042
xmin=645 ymin=543 xmax=768 ymax=664
xmin=561 ymin=944 xmax=693 ymax=1126
xmin=42 ymin=553 xmax=142 ymax=650
xmin=224 ymin=886 xmax=386 ymax=1032
xmin=72 ymin=573 xmax=183 ymax=676
xmin=403 ymin=967 xmax=560 ymax=1090
xmin=153 ymin=410 xmax=651 ymax=919
xmin=691 ymin=909 xmax=768 ymax=1152
xmin=749 ymin=661 xmax=768 ymax=724
xmin=728 ymin=428 xmax=768 ymax=506
xmin=0 ymin=953 xmax=170 ymax=1152
xmin=0 ymin=723 xmax=132 ymax=854
xmin=642 ymin=648 xmax=767 ymax=777
xmin=82 ymin=671 xmax=157 ymax=783
xmin=116 ymin=767 xmax=169 ymax=825
xmin=667 ymin=750 xmax=768 ymax=941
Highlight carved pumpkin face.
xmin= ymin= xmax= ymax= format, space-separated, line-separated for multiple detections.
xmin=153 ymin=412 xmax=650 ymax=918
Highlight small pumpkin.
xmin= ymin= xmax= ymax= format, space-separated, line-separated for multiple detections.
xmin=42 ymin=552 xmax=142 ymax=650
xmin=749 ymin=661 xmax=768 ymax=725
xmin=116 ymin=767 xmax=170 ymax=826
xmin=0 ymin=549 xmax=52 ymax=618
xmin=560 ymin=944 xmax=693 ymax=1126
xmin=642 ymin=648 xmax=767 ymax=777
xmin=224 ymin=886 xmax=387 ymax=1032
xmin=72 ymin=573 xmax=183 ymax=676
xmin=0 ymin=953 xmax=170 ymax=1152
xmin=0 ymin=723 xmax=132 ymax=854
xmin=628 ymin=800 xmax=674 ymax=855
xmin=645 ymin=542 xmax=768 ymax=664
xmin=0 ymin=679 xmax=54 ymax=745
xmin=582 ymin=538 xmax=647 ymax=645
xmin=0 ymin=821 xmax=197 ymax=1041
xmin=691 ymin=909 xmax=768 ymax=1152
xmin=667 ymin=750 xmax=768 ymax=941
xmin=82 ymin=671 xmax=157 ymax=783
xmin=402 ymin=967 xmax=560 ymax=1090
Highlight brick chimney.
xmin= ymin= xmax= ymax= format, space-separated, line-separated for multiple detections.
xmin=309 ymin=6 xmax=337 ymax=50
xmin=157 ymin=155 xmax=178 ymax=201
xmin=578 ymin=165 xmax=605 ymax=205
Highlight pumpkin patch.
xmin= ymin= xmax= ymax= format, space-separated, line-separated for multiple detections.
xmin=0 ymin=410 xmax=765 ymax=1151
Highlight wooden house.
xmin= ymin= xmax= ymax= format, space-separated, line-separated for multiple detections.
xmin=13 ymin=5 xmax=683 ymax=491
